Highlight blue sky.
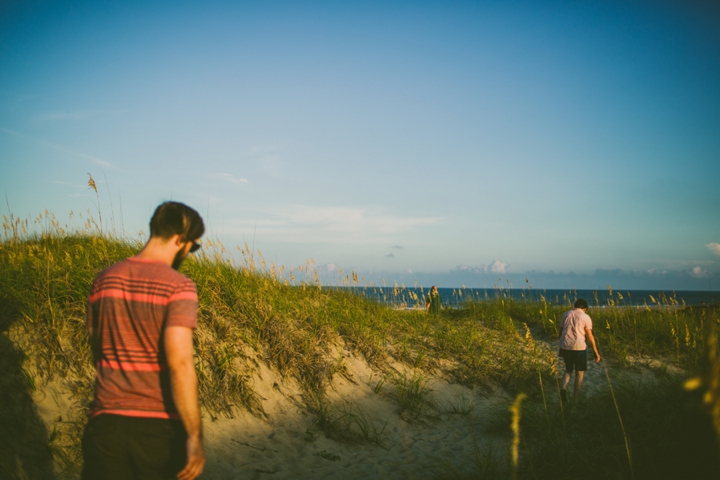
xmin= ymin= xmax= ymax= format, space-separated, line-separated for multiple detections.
xmin=1 ymin=0 xmax=719 ymax=289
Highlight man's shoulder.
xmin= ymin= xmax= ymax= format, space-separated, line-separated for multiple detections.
xmin=94 ymin=258 xmax=131 ymax=278
xmin=95 ymin=258 xmax=194 ymax=286
xmin=568 ymin=308 xmax=592 ymax=327
xmin=562 ymin=308 xmax=590 ymax=322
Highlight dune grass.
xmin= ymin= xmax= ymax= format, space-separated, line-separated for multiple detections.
xmin=307 ymin=395 xmax=389 ymax=446
xmin=492 ymin=374 xmax=720 ymax=480
xmin=1 ymin=212 xmax=719 ymax=478
xmin=0 ymin=216 xmax=551 ymax=475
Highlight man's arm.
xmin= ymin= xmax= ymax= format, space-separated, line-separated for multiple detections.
xmin=164 ymin=326 xmax=205 ymax=480
xmin=585 ymin=328 xmax=601 ymax=362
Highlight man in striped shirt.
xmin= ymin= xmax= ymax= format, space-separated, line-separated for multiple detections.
xmin=83 ymin=202 xmax=205 ymax=480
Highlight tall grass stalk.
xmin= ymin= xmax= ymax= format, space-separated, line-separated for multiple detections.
xmin=602 ymin=360 xmax=634 ymax=479
xmin=86 ymin=173 xmax=102 ymax=235
xmin=706 ymin=317 xmax=720 ymax=454
xmin=509 ymin=393 xmax=527 ymax=480
xmin=685 ymin=313 xmax=720 ymax=456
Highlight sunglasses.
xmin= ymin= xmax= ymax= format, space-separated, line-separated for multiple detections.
xmin=189 ymin=241 xmax=202 ymax=253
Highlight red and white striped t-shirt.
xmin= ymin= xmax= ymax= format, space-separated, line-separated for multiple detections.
xmin=86 ymin=257 xmax=198 ymax=419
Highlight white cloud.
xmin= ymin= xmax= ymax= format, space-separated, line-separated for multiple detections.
xmin=452 ymin=264 xmax=487 ymax=274
xmin=207 ymin=173 xmax=248 ymax=185
xmin=489 ymin=259 xmax=509 ymax=274
xmin=35 ymin=110 xmax=103 ymax=122
xmin=0 ymin=127 xmax=116 ymax=168
xmin=385 ymin=253 xmax=395 ymax=258
xmin=290 ymin=205 xmax=434 ymax=232
xmin=452 ymin=260 xmax=510 ymax=274
xmin=220 ymin=205 xmax=440 ymax=245
xmin=706 ymin=243 xmax=720 ymax=255
xmin=53 ymin=180 xmax=86 ymax=188
xmin=265 ymin=205 xmax=439 ymax=241
xmin=85 ymin=155 xmax=113 ymax=167
xmin=691 ymin=266 xmax=707 ymax=278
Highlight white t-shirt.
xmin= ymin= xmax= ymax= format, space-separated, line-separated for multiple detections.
xmin=559 ymin=308 xmax=593 ymax=350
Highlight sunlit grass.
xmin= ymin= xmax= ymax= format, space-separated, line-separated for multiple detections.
xmin=2 ymin=209 xmax=719 ymax=478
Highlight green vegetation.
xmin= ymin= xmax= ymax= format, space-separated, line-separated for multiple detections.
xmin=392 ymin=372 xmax=432 ymax=419
xmin=307 ymin=396 xmax=389 ymax=446
xmin=508 ymin=375 xmax=719 ymax=480
xmin=1 ymin=212 xmax=719 ymax=478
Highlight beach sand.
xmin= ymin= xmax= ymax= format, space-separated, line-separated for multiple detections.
xmin=198 ymin=352 xmax=511 ymax=480
xmin=31 ymin=338 xmax=677 ymax=479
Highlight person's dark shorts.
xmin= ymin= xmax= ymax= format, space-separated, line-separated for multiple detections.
xmin=559 ymin=348 xmax=588 ymax=373
xmin=82 ymin=414 xmax=187 ymax=480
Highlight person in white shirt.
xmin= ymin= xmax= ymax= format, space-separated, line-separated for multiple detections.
xmin=558 ymin=298 xmax=601 ymax=402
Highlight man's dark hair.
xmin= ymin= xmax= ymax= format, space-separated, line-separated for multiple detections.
xmin=574 ymin=298 xmax=589 ymax=309
xmin=149 ymin=202 xmax=204 ymax=242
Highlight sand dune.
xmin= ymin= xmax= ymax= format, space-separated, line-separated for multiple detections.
xmin=32 ymin=337 xmax=675 ymax=479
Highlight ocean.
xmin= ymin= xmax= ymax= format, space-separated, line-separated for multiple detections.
xmin=336 ymin=287 xmax=720 ymax=308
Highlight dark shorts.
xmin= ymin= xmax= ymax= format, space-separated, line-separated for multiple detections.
xmin=559 ymin=349 xmax=588 ymax=373
xmin=82 ymin=414 xmax=187 ymax=480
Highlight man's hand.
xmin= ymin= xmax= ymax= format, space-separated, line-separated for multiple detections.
xmin=177 ymin=434 xmax=205 ymax=480
xmin=585 ymin=328 xmax=601 ymax=364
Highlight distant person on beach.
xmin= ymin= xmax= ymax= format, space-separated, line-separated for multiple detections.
xmin=559 ymin=298 xmax=601 ymax=403
xmin=82 ymin=202 xmax=205 ymax=480
xmin=426 ymin=285 xmax=442 ymax=314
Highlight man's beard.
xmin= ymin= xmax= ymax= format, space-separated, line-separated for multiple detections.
xmin=171 ymin=249 xmax=185 ymax=270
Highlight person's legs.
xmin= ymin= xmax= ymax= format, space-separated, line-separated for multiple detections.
xmin=130 ymin=417 xmax=187 ymax=480
xmin=572 ymin=350 xmax=589 ymax=400
xmin=562 ymin=371 xmax=572 ymax=390
xmin=573 ymin=371 xmax=585 ymax=400
xmin=82 ymin=415 xmax=134 ymax=480
xmin=560 ymin=349 xmax=573 ymax=402
xmin=83 ymin=415 xmax=186 ymax=480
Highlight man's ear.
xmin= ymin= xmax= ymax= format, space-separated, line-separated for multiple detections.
xmin=171 ymin=234 xmax=185 ymax=248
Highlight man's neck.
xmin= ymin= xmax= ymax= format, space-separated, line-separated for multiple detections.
xmin=136 ymin=235 xmax=183 ymax=267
